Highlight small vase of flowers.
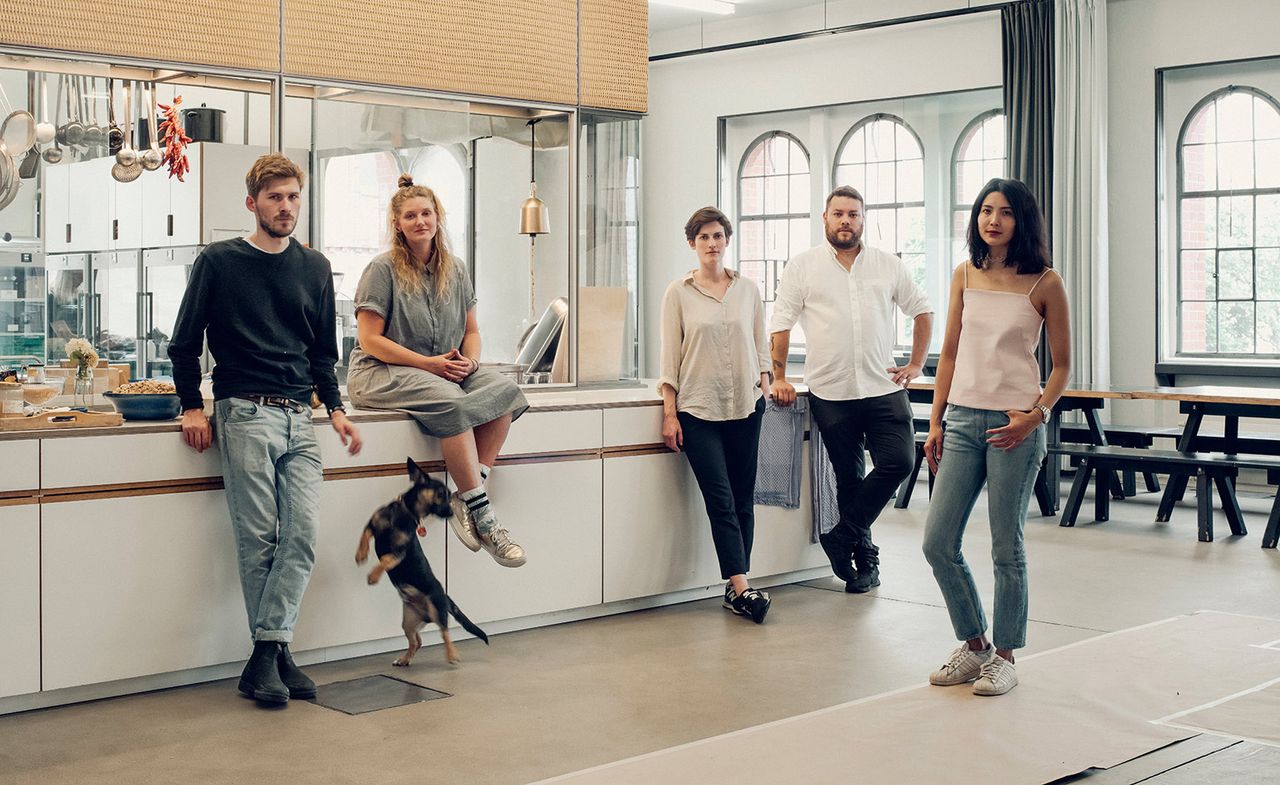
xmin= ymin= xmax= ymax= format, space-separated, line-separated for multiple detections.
xmin=66 ymin=337 xmax=99 ymax=408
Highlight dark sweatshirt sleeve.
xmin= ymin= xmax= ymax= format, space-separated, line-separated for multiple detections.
xmin=168 ymin=252 xmax=213 ymax=411
xmin=308 ymin=268 xmax=342 ymax=412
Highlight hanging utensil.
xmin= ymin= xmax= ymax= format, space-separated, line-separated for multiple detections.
xmin=140 ymin=82 xmax=162 ymax=172
xmin=114 ymin=82 xmax=137 ymax=167
xmin=111 ymin=82 xmax=141 ymax=183
xmin=82 ymin=77 xmax=104 ymax=146
xmin=62 ymin=75 xmax=84 ymax=146
xmin=35 ymin=74 xmax=55 ymax=144
xmin=107 ymin=78 xmax=123 ymax=154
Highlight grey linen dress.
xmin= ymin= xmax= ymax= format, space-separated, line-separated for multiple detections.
xmin=345 ymin=253 xmax=528 ymax=437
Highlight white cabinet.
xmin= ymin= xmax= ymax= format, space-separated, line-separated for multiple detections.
xmin=40 ymin=144 xmax=310 ymax=252
xmin=603 ymin=452 xmax=722 ymax=602
xmin=69 ymin=158 xmax=114 ymax=252
xmin=445 ymin=460 xmax=603 ymax=624
xmin=41 ymin=492 xmax=247 ymax=690
xmin=0 ymin=504 xmax=40 ymax=698
xmin=41 ymin=158 xmax=111 ymax=253
xmin=0 ymin=440 xmax=39 ymax=493
xmin=41 ymin=163 xmax=70 ymax=253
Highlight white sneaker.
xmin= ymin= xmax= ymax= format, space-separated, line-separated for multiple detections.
xmin=479 ymin=525 xmax=526 ymax=568
xmin=447 ymin=496 xmax=482 ymax=552
xmin=929 ymin=644 xmax=992 ymax=686
xmin=973 ymin=655 xmax=1018 ymax=696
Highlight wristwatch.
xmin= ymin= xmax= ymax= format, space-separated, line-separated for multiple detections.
xmin=1034 ymin=403 xmax=1051 ymax=423
xmin=327 ymin=404 xmax=348 ymax=418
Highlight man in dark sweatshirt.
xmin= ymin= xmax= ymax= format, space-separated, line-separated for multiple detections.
xmin=169 ymin=153 xmax=362 ymax=706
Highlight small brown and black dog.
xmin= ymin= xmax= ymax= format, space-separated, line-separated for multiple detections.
xmin=356 ymin=458 xmax=489 ymax=666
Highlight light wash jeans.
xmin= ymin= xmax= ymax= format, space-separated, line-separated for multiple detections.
xmin=215 ymin=397 xmax=323 ymax=643
xmin=922 ymin=405 xmax=1046 ymax=650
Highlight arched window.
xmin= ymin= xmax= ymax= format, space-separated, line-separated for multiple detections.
xmin=952 ymin=110 xmax=1006 ymax=264
xmin=1177 ymin=87 xmax=1280 ymax=356
xmin=833 ymin=114 xmax=925 ymax=345
xmin=737 ymin=131 xmax=811 ymax=338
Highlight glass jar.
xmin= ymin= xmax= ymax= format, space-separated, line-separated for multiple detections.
xmin=0 ymin=382 xmax=23 ymax=418
xmin=74 ymin=366 xmax=94 ymax=409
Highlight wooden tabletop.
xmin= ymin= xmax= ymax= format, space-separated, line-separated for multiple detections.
xmin=1127 ymin=386 xmax=1280 ymax=406
xmin=906 ymin=380 xmax=1131 ymax=400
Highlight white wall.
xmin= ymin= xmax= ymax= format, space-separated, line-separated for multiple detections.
xmin=1107 ymin=0 xmax=1280 ymax=423
xmin=641 ymin=11 xmax=1001 ymax=375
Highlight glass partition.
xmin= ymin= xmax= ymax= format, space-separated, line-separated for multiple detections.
xmin=578 ymin=111 xmax=641 ymax=384
xmin=1 ymin=55 xmax=276 ymax=383
xmin=1 ymin=51 xmax=640 ymax=395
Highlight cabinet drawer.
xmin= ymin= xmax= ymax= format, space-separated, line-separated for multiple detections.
xmin=603 ymin=406 xmax=664 ymax=448
xmin=41 ymin=433 xmax=222 ymax=489
xmin=0 ymin=440 xmax=38 ymax=493
xmin=499 ymin=410 xmax=602 ymax=456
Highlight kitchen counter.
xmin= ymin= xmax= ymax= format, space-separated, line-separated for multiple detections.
xmin=0 ymin=381 xmax=825 ymax=713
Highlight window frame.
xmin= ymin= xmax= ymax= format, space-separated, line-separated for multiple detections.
xmin=735 ymin=130 xmax=812 ymax=355
xmin=831 ymin=113 xmax=926 ymax=349
xmin=1172 ymin=84 xmax=1280 ymax=364
xmin=950 ymin=109 xmax=1006 ymax=268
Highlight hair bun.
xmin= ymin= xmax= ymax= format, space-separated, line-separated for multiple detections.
xmin=398 ymin=174 xmax=414 ymax=188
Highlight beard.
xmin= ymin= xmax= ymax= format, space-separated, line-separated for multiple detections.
xmin=825 ymin=226 xmax=860 ymax=250
xmin=258 ymin=212 xmax=296 ymax=239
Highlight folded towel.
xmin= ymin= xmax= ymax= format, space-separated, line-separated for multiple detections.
xmin=810 ymin=424 xmax=840 ymax=543
xmin=754 ymin=398 xmax=805 ymax=509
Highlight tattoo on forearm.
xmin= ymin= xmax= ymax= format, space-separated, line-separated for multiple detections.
xmin=772 ymin=359 xmax=785 ymax=372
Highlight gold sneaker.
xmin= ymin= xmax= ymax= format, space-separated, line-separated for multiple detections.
xmin=448 ymin=495 xmax=482 ymax=552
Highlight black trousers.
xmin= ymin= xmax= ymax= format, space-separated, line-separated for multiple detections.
xmin=678 ymin=396 xmax=766 ymax=580
xmin=809 ymin=390 xmax=915 ymax=559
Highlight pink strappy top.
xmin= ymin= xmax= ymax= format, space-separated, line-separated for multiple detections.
xmin=948 ymin=265 xmax=1050 ymax=412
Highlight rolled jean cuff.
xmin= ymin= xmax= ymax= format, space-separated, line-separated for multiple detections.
xmin=253 ymin=630 xmax=293 ymax=643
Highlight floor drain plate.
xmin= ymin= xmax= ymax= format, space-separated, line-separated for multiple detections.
xmin=311 ymin=674 xmax=450 ymax=715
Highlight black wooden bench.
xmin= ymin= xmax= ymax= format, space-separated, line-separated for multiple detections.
xmin=895 ymin=430 xmax=934 ymax=509
xmin=1058 ymin=423 xmax=1163 ymax=497
xmin=1049 ymin=444 xmax=1280 ymax=547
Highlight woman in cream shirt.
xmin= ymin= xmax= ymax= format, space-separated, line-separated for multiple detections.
xmin=659 ymin=206 xmax=773 ymax=624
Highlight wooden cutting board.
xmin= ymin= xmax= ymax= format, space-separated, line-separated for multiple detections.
xmin=0 ymin=410 xmax=124 ymax=431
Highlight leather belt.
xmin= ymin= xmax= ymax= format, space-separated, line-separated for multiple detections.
xmin=238 ymin=394 xmax=307 ymax=413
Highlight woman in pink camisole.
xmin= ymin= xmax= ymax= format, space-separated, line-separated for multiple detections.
xmin=920 ymin=179 xmax=1071 ymax=697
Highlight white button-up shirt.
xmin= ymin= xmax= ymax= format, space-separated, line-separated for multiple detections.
xmin=658 ymin=269 xmax=770 ymax=421
xmin=769 ymin=243 xmax=932 ymax=401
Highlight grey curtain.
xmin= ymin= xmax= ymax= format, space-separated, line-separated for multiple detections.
xmin=1003 ymin=0 xmax=1056 ymax=381
xmin=1003 ymin=0 xmax=1056 ymax=236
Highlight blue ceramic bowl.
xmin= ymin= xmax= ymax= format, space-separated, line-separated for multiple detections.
xmin=102 ymin=392 xmax=182 ymax=421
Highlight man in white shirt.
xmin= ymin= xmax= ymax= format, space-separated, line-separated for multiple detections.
xmin=770 ymin=186 xmax=933 ymax=593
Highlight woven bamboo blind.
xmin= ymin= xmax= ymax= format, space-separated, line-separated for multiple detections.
xmin=283 ymin=0 xmax=578 ymax=106
xmin=0 ymin=0 xmax=279 ymax=72
xmin=580 ymin=0 xmax=648 ymax=113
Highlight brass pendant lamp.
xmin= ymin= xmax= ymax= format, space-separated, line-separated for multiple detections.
xmin=519 ymin=119 xmax=550 ymax=241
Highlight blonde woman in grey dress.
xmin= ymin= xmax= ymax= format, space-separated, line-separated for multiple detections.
xmin=347 ymin=175 xmax=529 ymax=567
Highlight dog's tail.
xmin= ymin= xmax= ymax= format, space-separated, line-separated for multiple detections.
xmin=447 ymin=597 xmax=490 ymax=645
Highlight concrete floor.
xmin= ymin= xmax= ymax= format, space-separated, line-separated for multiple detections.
xmin=2 ymin=479 xmax=1278 ymax=785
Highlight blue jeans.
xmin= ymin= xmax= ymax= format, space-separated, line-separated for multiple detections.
xmin=922 ymin=405 xmax=1046 ymax=650
xmin=215 ymin=397 xmax=323 ymax=643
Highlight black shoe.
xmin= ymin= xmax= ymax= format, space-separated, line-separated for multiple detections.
xmin=845 ymin=565 xmax=881 ymax=594
xmin=237 ymin=641 xmax=289 ymax=704
xmin=276 ymin=643 xmax=317 ymax=699
xmin=723 ymin=585 xmax=771 ymax=624
xmin=819 ymin=532 xmax=857 ymax=583
xmin=847 ymin=546 xmax=881 ymax=594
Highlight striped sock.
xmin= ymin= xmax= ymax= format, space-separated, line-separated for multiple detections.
xmin=479 ymin=463 xmax=492 ymax=482
xmin=458 ymin=486 xmax=496 ymax=534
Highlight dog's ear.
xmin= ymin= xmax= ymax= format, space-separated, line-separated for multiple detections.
xmin=407 ymin=457 xmax=427 ymax=485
